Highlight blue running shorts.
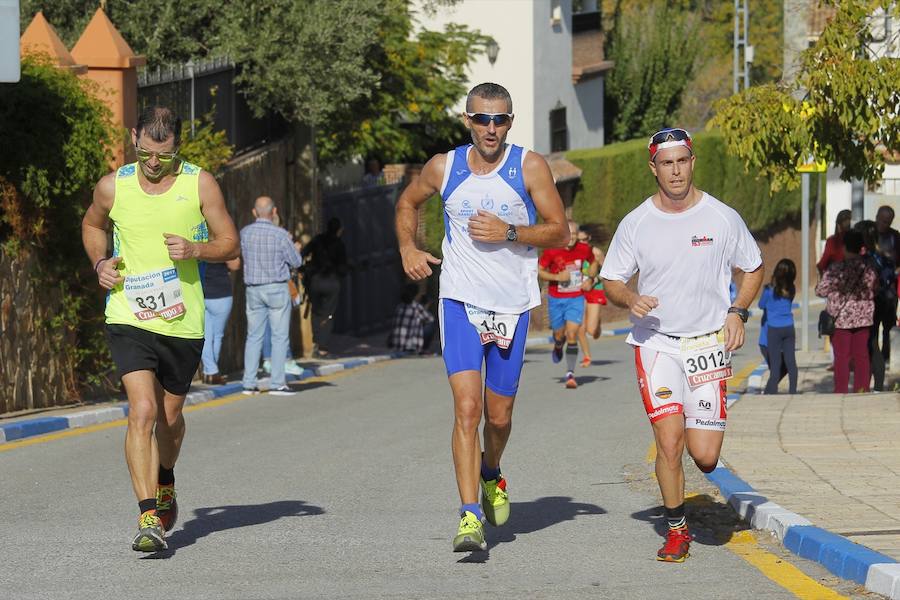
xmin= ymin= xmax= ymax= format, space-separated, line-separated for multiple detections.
xmin=548 ymin=295 xmax=585 ymax=330
xmin=439 ymin=298 xmax=530 ymax=397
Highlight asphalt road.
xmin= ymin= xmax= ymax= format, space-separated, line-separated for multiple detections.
xmin=0 ymin=329 xmax=871 ymax=599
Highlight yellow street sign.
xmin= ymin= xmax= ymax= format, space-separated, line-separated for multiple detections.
xmin=797 ymin=158 xmax=827 ymax=173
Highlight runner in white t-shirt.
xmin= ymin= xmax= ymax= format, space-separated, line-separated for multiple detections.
xmin=395 ymin=83 xmax=569 ymax=553
xmin=600 ymin=128 xmax=763 ymax=563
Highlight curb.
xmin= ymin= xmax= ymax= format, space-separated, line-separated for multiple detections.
xmin=706 ymin=394 xmax=900 ymax=598
xmin=0 ymin=352 xmax=407 ymax=446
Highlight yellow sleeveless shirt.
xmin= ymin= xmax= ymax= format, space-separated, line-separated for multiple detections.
xmin=105 ymin=161 xmax=208 ymax=339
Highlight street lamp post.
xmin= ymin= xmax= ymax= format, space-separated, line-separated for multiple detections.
xmin=486 ymin=39 xmax=499 ymax=66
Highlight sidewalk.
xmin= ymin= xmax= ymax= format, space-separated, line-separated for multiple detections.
xmin=707 ymin=347 xmax=900 ymax=598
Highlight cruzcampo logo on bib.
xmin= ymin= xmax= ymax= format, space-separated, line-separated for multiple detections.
xmin=123 ymin=267 xmax=186 ymax=321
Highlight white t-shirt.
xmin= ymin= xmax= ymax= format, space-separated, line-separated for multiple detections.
xmin=600 ymin=192 xmax=762 ymax=352
xmin=438 ymin=144 xmax=541 ymax=314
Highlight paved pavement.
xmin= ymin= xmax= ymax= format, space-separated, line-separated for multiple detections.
xmin=4 ymin=331 xmax=847 ymax=600
xmin=713 ymin=336 xmax=900 ymax=598
xmin=3 ymin=319 xmax=899 ymax=598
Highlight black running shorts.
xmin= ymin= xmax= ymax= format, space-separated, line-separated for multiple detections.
xmin=106 ymin=324 xmax=204 ymax=395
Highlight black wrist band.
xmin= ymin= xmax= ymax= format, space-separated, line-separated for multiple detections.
xmin=94 ymin=257 xmax=107 ymax=273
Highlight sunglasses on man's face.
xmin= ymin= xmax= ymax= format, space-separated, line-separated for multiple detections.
xmin=466 ymin=112 xmax=513 ymax=127
xmin=135 ymin=146 xmax=178 ymax=163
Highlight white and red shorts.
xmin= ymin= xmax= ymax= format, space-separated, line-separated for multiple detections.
xmin=634 ymin=346 xmax=727 ymax=431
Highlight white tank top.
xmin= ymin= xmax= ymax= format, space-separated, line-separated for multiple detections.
xmin=438 ymin=144 xmax=540 ymax=314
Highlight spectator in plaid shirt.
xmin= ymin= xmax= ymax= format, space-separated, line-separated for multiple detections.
xmin=389 ymin=284 xmax=435 ymax=354
xmin=240 ymin=196 xmax=303 ymax=395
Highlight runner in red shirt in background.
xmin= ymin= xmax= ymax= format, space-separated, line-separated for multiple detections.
xmin=538 ymin=220 xmax=599 ymax=389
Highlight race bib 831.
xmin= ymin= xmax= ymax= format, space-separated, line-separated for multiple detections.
xmin=123 ymin=267 xmax=186 ymax=321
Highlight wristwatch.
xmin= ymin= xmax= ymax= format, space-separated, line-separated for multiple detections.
xmin=727 ymin=307 xmax=750 ymax=323
xmin=506 ymin=224 xmax=518 ymax=242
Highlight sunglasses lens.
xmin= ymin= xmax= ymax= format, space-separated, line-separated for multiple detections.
xmin=136 ymin=148 xmax=176 ymax=162
xmin=471 ymin=113 xmax=509 ymax=126
xmin=651 ymin=129 xmax=689 ymax=145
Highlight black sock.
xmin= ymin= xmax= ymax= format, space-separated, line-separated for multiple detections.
xmin=158 ymin=466 xmax=175 ymax=486
xmin=139 ymin=498 xmax=157 ymax=515
xmin=565 ymin=343 xmax=578 ymax=372
xmin=665 ymin=504 xmax=686 ymax=530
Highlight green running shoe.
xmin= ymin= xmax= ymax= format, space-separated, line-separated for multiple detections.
xmin=452 ymin=511 xmax=486 ymax=552
xmin=481 ymin=475 xmax=509 ymax=526
xmin=156 ymin=485 xmax=178 ymax=532
xmin=131 ymin=510 xmax=167 ymax=553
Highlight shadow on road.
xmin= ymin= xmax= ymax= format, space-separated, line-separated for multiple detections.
xmin=457 ymin=496 xmax=606 ymax=563
xmin=629 ymin=494 xmax=749 ymax=547
xmin=142 ymin=500 xmax=325 ymax=559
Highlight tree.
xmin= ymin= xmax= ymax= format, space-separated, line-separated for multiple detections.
xmin=603 ymin=1 xmax=701 ymax=142
xmin=0 ymin=54 xmax=118 ymax=399
xmin=20 ymin=1 xmax=220 ymax=68
xmin=216 ymin=0 xmax=485 ymax=165
xmin=317 ymin=0 xmax=488 ymax=164
xmin=711 ymin=1 xmax=900 ymax=190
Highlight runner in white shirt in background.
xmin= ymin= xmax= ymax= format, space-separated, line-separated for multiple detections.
xmin=395 ymin=83 xmax=568 ymax=553
xmin=600 ymin=128 xmax=763 ymax=563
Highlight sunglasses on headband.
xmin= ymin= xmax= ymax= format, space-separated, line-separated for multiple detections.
xmin=647 ymin=128 xmax=692 ymax=159
xmin=466 ymin=112 xmax=513 ymax=126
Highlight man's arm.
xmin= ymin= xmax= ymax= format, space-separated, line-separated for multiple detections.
xmin=466 ymin=151 xmax=569 ymax=248
xmin=396 ymin=154 xmax=445 ymax=281
xmin=603 ymin=279 xmax=659 ymax=319
xmin=723 ymin=264 xmax=764 ymax=351
xmin=538 ymin=267 xmax=568 ymax=282
xmin=164 ymin=171 xmax=240 ymax=262
xmin=82 ymin=173 xmax=124 ymax=290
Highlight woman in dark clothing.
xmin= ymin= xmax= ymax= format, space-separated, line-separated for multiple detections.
xmin=856 ymin=220 xmax=891 ymax=391
xmin=201 ymin=257 xmax=241 ymax=384
xmin=759 ymin=259 xmax=798 ymax=394
xmin=301 ymin=217 xmax=348 ymax=357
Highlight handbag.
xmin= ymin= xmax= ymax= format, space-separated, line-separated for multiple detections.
xmin=817 ymin=310 xmax=835 ymax=337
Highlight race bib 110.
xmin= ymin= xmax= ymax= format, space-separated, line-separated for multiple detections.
xmin=464 ymin=303 xmax=520 ymax=349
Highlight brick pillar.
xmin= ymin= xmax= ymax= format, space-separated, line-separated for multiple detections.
xmin=70 ymin=8 xmax=146 ymax=168
xmin=20 ymin=11 xmax=87 ymax=75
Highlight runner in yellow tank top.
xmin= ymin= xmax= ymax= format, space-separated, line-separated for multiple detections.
xmin=82 ymin=106 xmax=239 ymax=553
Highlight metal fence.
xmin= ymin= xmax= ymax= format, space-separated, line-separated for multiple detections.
xmin=322 ymin=183 xmax=405 ymax=336
xmin=137 ymin=57 xmax=287 ymax=155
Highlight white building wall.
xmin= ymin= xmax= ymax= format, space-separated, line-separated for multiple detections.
xmin=531 ymin=1 xmax=604 ymax=154
xmin=414 ymin=1 xmax=535 ymax=150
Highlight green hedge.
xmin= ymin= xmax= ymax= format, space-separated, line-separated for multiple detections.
xmin=421 ymin=130 xmax=801 ymax=256
xmin=568 ymin=130 xmax=801 ymax=236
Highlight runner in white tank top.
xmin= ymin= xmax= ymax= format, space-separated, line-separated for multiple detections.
xmin=395 ymin=83 xmax=568 ymax=553
xmin=600 ymin=128 xmax=764 ymax=563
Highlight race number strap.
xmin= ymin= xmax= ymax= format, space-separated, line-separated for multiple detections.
xmin=123 ymin=267 xmax=186 ymax=321
xmin=556 ymin=260 xmax=584 ymax=293
xmin=680 ymin=329 xmax=732 ymax=386
xmin=464 ymin=303 xmax=520 ymax=349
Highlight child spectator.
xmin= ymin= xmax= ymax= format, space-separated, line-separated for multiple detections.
xmin=759 ymin=259 xmax=798 ymax=394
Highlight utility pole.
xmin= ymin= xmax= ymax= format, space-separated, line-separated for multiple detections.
xmin=733 ymin=0 xmax=753 ymax=93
